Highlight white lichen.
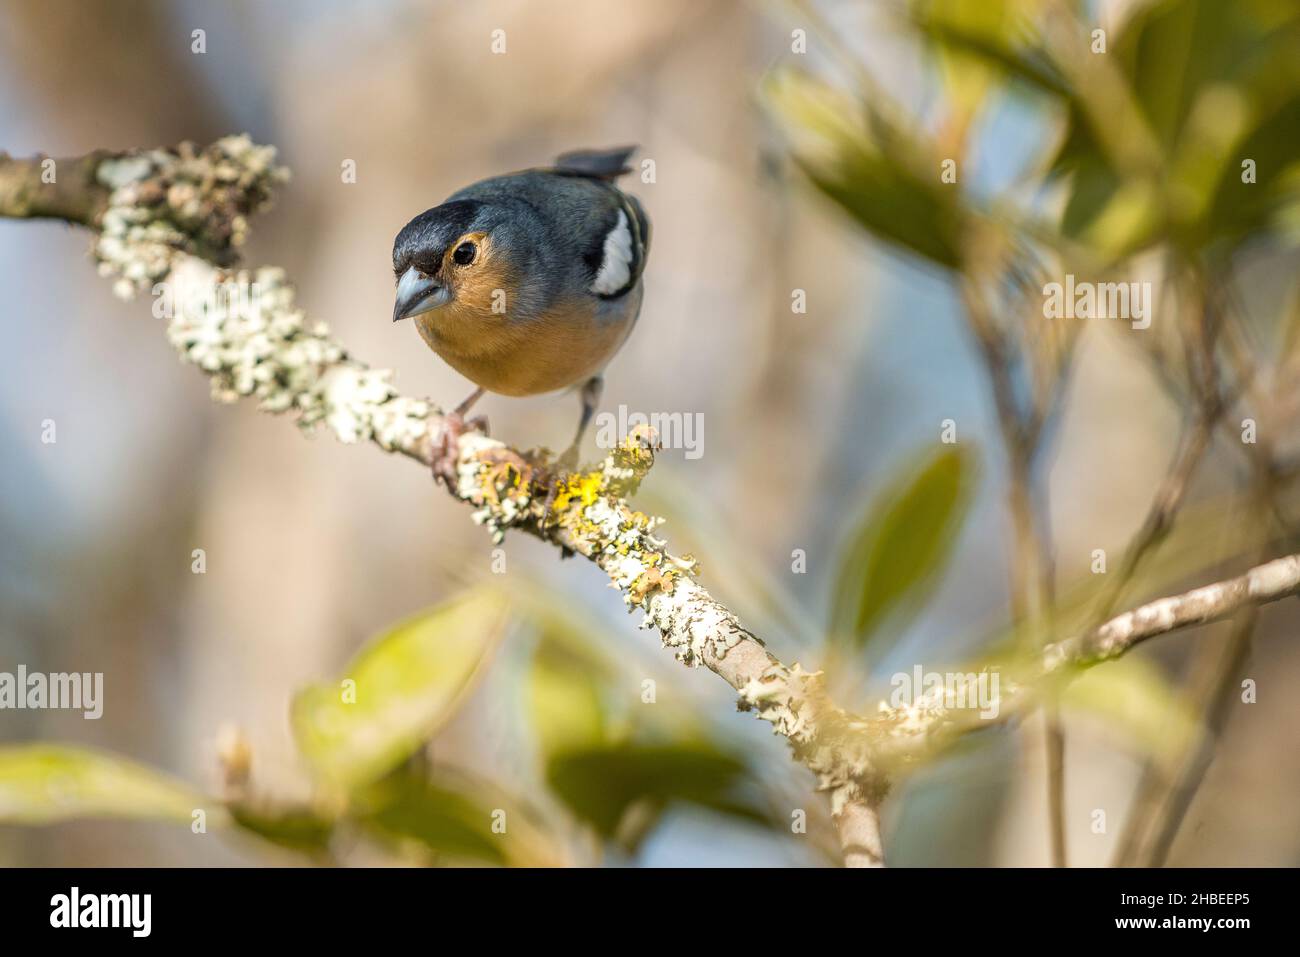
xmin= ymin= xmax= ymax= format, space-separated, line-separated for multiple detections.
xmin=91 ymin=141 xmax=434 ymax=457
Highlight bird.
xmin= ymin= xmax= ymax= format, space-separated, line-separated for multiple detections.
xmin=391 ymin=146 xmax=650 ymax=486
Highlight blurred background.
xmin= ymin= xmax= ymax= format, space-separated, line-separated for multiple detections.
xmin=1 ymin=0 xmax=1298 ymax=867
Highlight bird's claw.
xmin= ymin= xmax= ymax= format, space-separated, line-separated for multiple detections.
xmin=539 ymin=444 xmax=581 ymax=527
xmin=430 ymin=412 xmax=489 ymax=490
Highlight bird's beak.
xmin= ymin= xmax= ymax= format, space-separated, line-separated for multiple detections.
xmin=393 ymin=266 xmax=449 ymax=322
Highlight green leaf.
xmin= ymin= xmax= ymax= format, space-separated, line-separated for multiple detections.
xmin=1058 ymin=655 xmax=1200 ymax=772
xmin=765 ymin=69 xmax=969 ymax=271
xmin=521 ymin=606 xmax=777 ymax=852
xmin=291 ymin=587 xmax=509 ymax=790
xmin=831 ymin=444 xmax=976 ymax=653
xmin=1201 ymin=95 xmax=1300 ymax=245
xmin=910 ymin=0 xmax=1069 ymax=100
xmin=528 ymin=635 xmax=609 ymax=759
xmin=545 ymin=742 xmax=766 ymax=851
xmin=1050 ymin=0 xmax=1300 ymax=254
xmin=227 ymin=803 xmax=335 ymax=853
xmin=352 ymin=767 xmax=508 ymax=866
xmin=0 ymin=744 xmax=214 ymax=825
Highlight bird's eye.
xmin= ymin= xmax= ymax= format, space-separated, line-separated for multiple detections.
xmin=452 ymin=241 xmax=477 ymax=266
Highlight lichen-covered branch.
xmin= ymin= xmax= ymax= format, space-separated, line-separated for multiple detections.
xmin=869 ymin=552 xmax=1300 ymax=764
xmin=0 ymin=136 xmax=887 ymax=866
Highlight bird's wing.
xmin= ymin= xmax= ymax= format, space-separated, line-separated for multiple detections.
xmin=549 ymin=148 xmax=650 ymax=300
xmin=574 ymin=180 xmax=650 ymax=300
xmin=458 ymin=156 xmax=650 ymax=302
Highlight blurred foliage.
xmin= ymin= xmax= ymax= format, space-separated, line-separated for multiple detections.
xmin=546 ymin=744 xmax=762 ymax=850
xmin=778 ymin=0 xmax=1300 ymax=265
xmin=226 ymin=802 xmax=335 ymax=855
xmin=1052 ymin=0 xmax=1300 ymax=255
xmin=913 ymin=0 xmax=1300 ymax=258
xmin=770 ymin=0 xmax=1298 ymax=822
xmin=351 ymin=766 xmax=511 ymax=866
xmin=0 ymin=585 xmax=778 ymax=865
xmin=765 ymin=68 xmax=969 ymax=271
xmin=1057 ymin=654 xmax=1201 ymax=772
xmin=993 ymin=491 xmax=1265 ymax=656
xmin=830 ymin=444 xmax=976 ymax=654
xmin=291 ymin=588 xmax=508 ymax=790
xmin=0 ymin=744 xmax=213 ymax=825
xmin=527 ymin=609 xmax=777 ymax=854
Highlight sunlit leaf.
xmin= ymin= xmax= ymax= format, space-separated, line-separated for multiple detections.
xmin=831 ymin=444 xmax=976 ymax=653
xmin=765 ymin=69 xmax=969 ymax=271
xmin=910 ymin=0 xmax=1067 ymax=102
xmin=1202 ymin=96 xmax=1300 ymax=245
xmin=291 ymin=587 xmax=509 ymax=790
xmin=1050 ymin=0 xmax=1300 ymax=254
xmin=1058 ymin=655 xmax=1201 ymax=771
xmin=528 ymin=637 xmax=607 ymax=759
xmin=0 ymin=744 xmax=215 ymax=825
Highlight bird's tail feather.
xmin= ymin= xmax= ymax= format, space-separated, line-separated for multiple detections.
xmin=553 ymin=146 xmax=636 ymax=181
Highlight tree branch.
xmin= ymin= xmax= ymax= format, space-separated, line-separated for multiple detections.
xmin=869 ymin=552 xmax=1300 ymax=764
xmin=0 ymin=150 xmax=114 ymax=225
xmin=0 ymin=137 xmax=888 ymax=865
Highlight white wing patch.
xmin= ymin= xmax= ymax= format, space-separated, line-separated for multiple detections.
xmin=590 ymin=209 xmax=633 ymax=295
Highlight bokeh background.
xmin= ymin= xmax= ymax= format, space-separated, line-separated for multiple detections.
xmin=1 ymin=0 xmax=1298 ymax=867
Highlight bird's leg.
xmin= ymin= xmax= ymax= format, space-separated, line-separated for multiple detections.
xmin=455 ymin=386 xmax=487 ymax=418
xmin=543 ymin=376 xmax=603 ymax=522
xmin=430 ymin=387 xmax=488 ymax=489
xmin=557 ymin=376 xmax=603 ymax=470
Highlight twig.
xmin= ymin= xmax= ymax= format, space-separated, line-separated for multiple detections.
xmin=868 ymin=551 xmax=1300 ymax=764
xmin=959 ymin=271 xmax=1069 ymax=865
xmin=1107 ymin=274 xmax=1279 ymax=865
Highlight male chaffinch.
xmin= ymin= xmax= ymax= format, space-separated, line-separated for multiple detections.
xmin=391 ymin=147 xmax=650 ymax=485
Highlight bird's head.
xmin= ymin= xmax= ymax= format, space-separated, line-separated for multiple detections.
xmin=391 ymin=200 xmax=522 ymax=324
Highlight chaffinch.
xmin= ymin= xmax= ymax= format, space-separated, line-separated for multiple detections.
xmin=391 ymin=147 xmax=650 ymax=484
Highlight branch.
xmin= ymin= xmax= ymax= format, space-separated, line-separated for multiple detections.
xmin=0 ymin=137 xmax=888 ymax=866
xmin=0 ymin=150 xmax=117 ymax=225
xmin=869 ymin=552 xmax=1300 ymax=763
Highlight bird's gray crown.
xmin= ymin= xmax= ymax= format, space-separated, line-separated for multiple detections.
xmin=392 ymin=199 xmax=486 ymax=276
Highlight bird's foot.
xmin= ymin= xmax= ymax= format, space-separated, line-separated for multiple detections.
xmin=539 ymin=444 xmax=582 ymax=526
xmin=430 ymin=411 xmax=489 ymax=490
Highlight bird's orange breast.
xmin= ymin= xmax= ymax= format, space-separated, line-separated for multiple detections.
xmin=414 ymin=287 xmax=639 ymax=396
